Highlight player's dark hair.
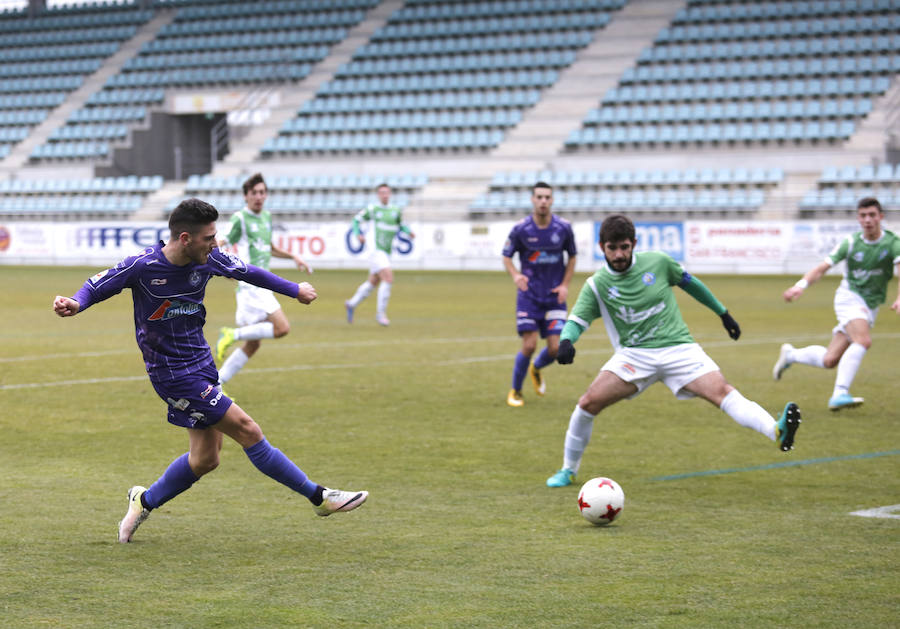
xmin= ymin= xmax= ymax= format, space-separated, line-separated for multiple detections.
xmin=857 ymin=196 xmax=883 ymax=213
xmin=169 ymin=198 xmax=219 ymax=237
xmin=376 ymin=182 xmax=391 ymax=191
xmin=532 ymin=181 xmax=553 ymax=194
xmin=242 ymin=172 xmax=266 ymax=195
xmin=599 ymin=214 xmax=636 ymax=244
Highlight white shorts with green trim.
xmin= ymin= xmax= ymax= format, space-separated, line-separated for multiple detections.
xmin=368 ymin=249 xmax=391 ymax=275
xmin=235 ymin=284 xmax=281 ymax=327
xmin=832 ymin=282 xmax=876 ymax=335
xmin=601 ymin=342 xmax=720 ymax=400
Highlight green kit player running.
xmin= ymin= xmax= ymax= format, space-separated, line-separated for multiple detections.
xmin=216 ymin=173 xmax=312 ymax=389
xmin=546 ymin=214 xmax=800 ymax=488
xmin=773 ymin=196 xmax=900 ymax=410
xmin=344 ymin=183 xmax=414 ymax=326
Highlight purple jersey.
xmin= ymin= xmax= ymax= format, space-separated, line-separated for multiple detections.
xmin=502 ymin=215 xmax=577 ymax=306
xmin=71 ymin=242 xmax=298 ymax=384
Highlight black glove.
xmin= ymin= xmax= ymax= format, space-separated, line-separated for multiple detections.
xmin=720 ymin=311 xmax=740 ymax=340
xmin=557 ymin=339 xmax=576 ymax=364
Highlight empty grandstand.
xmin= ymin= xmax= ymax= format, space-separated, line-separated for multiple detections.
xmin=0 ymin=0 xmax=897 ymax=233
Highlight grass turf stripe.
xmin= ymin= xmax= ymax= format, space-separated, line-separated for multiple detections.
xmin=650 ymin=449 xmax=900 ymax=481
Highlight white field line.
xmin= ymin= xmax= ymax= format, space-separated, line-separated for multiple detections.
xmin=849 ymin=504 xmax=900 ymax=519
xmin=3 ymin=332 xmax=900 ymax=391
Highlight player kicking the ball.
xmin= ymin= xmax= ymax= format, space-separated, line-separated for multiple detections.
xmin=53 ymin=198 xmax=366 ymax=542
xmin=545 ymin=214 xmax=800 ymax=488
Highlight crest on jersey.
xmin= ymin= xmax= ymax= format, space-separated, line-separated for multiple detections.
xmin=607 ymin=286 xmax=620 ymax=299
xmin=189 ymin=270 xmax=202 ymax=286
xmin=642 ymin=272 xmax=656 ymax=285
xmin=89 ymin=269 xmax=109 ymax=284
xmin=853 ymin=251 xmax=864 ymax=262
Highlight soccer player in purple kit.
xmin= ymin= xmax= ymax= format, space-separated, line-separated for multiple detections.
xmin=53 ymin=198 xmax=367 ymax=543
xmin=502 ymin=181 xmax=577 ymax=407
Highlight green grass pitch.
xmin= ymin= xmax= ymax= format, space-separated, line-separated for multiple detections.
xmin=1 ymin=265 xmax=897 ymax=628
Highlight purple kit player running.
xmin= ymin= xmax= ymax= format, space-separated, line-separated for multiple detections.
xmin=53 ymin=198 xmax=367 ymax=543
xmin=502 ymin=181 xmax=577 ymax=407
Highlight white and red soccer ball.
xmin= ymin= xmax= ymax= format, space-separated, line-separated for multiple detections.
xmin=577 ymin=477 xmax=625 ymax=526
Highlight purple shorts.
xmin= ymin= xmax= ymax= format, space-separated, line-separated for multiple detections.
xmin=150 ymin=364 xmax=233 ymax=429
xmin=516 ymin=294 xmax=567 ymax=338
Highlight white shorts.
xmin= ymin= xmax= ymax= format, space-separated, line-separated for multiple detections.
xmin=601 ymin=343 xmax=721 ymax=400
xmin=832 ymin=282 xmax=876 ymax=335
xmin=235 ymin=284 xmax=281 ymax=327
xmin=369 ymin=249 xmax=391 ymax=275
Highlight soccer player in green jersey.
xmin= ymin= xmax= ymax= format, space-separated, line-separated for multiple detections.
xmin=344 ymin=183 xmax=415 ymax=326
xmin=773 ymin=197 xmax=900 ymax=410
xmin=545 ymin=214 xmax=801 ymax=488
xmin=215 ymin=173 xmax=312 ymax=388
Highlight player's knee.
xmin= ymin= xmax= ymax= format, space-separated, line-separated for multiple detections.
xmin=190 ymin=452 xmax=220 ymax=476
xmin=578 ymin=394 xmax=602 ymax=415
xmin=823 ymin=354 xmax=840 ymax=369
xmin=857 ymin=336 xmax=872 ymax=350
xmin=273 ymin=321 xmax=290 ymax=338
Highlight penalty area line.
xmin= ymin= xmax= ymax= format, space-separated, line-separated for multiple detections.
xmin=650 ymin=449 xmax=900 ymax=481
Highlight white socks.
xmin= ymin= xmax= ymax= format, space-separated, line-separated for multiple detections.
xmin=348 ymin=280 xmax=375 ymax=307
xmin=235 ymin=321 xmax=274 ymax=341
xmin=788 ymin=342 xmax=866 ymax=396
xmin=563 ymin=405 xmax=595 ymax=473
xmin=376 ymin=281 xmax=392 ymax=317
xmin=833 ymin=342 xmax=866 ymax=396
xmin=790 ymin=345 xmax=827 ymax=368
xmin=219 ymin=348 xmax=248 ymax=385
xmin=719 ymin=389 xmax=777 ymax=441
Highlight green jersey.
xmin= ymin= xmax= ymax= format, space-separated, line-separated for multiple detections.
xmin=567 ymin=251 xmax=695 ymax=349
xmin=351 ymin=202 xmax=409 ymax=254
xmin=827 ymin=229 xmax=900 ymax=309
xmin=224 ymin=207 xmax=273 ymax=270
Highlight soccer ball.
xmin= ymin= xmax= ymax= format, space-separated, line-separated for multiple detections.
xmin=577 ymin=477 xmax=625 ymax=526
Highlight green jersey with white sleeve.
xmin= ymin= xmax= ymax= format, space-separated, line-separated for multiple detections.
xmin=566 ymin=251 xmax=695 ymax=349
xmin=826 ymin=229 xmax=900 ymax=309
xmin=351 ymin=203 xmax=409 ymax=254
xmin=224 ymin=207 xmax=273 ymax=269
xmin=223 ymin=207 xmax=273 ymax=293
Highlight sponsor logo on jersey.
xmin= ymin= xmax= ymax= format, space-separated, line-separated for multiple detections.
xmin=149 ymin=299 xmax=202 ymax=321
xmin=622 ymin=363 xmax=636 ymax=374
xmin=89 ymin=269 xmax=109 ymax=284
xmin=878 ymin=249 xmax=888 ymax=260
xmin=527 ymin=250 xmax=561 ymax=264
xmin=851 ymin=268 xmax=883 ymax=281
xmin=150 ymin=278 xmax=167 ymax=285
xmin=614 ymin=301 xmax=666 ymax=324
xmin=642 ymin=272 xmax=656 ymax=286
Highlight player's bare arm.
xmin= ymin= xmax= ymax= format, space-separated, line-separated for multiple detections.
xmin=53 ymin=295 xmax=80 ymax=317
xmin=892 ymin=262 xmax=900 ymax=314
xmin=783 ymin=260 xmax=831 ymax=302
xmin=503 ymin=256 xmax=529 ymax=291
xmin=271 ymin=242 xmax=312 ymax=274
